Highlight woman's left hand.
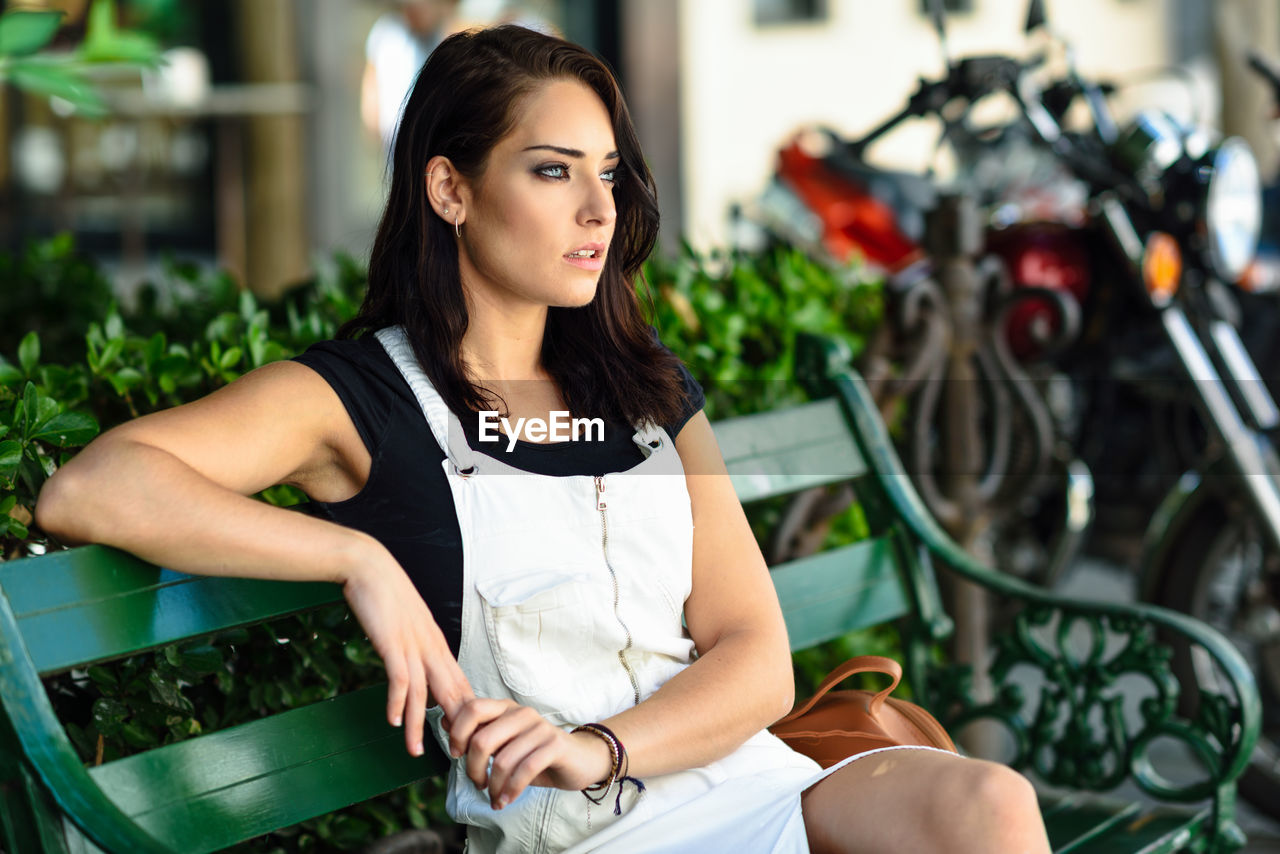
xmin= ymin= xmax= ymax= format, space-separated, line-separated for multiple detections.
xmin=447 ymin=698 xmax=613 ymax=809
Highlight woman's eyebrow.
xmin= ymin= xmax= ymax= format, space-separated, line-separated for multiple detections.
xmin=522 ymin=144 xmax=621 ymax=160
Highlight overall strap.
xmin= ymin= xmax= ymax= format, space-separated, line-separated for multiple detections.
xmin=375 ymin=326 xmax=479 ymax=473
xmin=630 ymin=420 xmax=669 ymax=458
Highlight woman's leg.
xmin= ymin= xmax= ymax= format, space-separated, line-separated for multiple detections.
xmin=800 ymin=749 xmax=1051 ymax=854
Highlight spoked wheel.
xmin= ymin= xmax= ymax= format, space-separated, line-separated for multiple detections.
xmin=1156 ymin=499 xmax=1280 ymax=818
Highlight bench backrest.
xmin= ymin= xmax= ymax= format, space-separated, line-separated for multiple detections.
xmin=0 ymin=340 xmax=940 ymax=853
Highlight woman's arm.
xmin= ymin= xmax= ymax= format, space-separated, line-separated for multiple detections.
xmin=35 ymin=361 xmax=474 ymax=752
xmin=447 ymin=409 xmax=796 ymax=804
xmin=38 ymin=361 xmax=370 ymax=576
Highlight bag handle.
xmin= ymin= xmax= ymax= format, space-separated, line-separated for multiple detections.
xmin=776 ymin=655 xmax=903 ymax=725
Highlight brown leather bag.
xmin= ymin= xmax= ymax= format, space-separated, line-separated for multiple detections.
xmin=769 ymin=655 xmax=958 ymax=767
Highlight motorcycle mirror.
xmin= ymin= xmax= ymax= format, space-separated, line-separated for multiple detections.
xmin=1025 ymin=0 xmax=1047 ymax=33
xmin=927 ymin=0 xmax=947 ymax=43
xmin=926 ymin=0 xmax=951 ymax=63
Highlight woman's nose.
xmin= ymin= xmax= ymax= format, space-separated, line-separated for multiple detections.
xmin=578 ymin=178 xmax=617 ymax=228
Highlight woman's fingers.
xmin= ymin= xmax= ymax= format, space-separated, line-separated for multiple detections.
xmin=406 ymin=666 xmax=429 ymax=756
xmin=489 ymin=726 xmax=558 ymax=807
xmin=385 ymin=652 xmax=409 ymax=729
xmin=426 ymin=653 xmax=474 ymax=722
xmin=452 ymin=698 xmax=518 ymax=781
xmin=447 ymin=697 xmax=510 ymax=756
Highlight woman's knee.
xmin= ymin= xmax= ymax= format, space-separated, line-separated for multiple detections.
xmin=931 ymin=760 xmax=1047 ymax=851
xmin=945 ymin=759 xmax=1038 ymax=815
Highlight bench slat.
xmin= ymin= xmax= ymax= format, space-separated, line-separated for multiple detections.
xmin=3 ymin=546 xmax=340 ymax=676
xmin=772 ymin=536 xmax=909 ymax=650
xmin=1045 ymin=799 xmax=1208 ymax=854
xmin=1040 ymin=795 xmax=1142 ymax=853
xmin=87 ymin=683 xmax=445 ymax=853
xmin=715 ymin=399 xmax=866 ymax=503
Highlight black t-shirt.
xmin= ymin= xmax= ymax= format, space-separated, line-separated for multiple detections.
xmin=291 ymin=333 xmax=705 ymax=656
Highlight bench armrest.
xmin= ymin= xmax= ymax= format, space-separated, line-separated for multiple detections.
xmin=0 ymin=589 xmax=176 ymax=853
xmin=800 ymin=334 xmax=1261 ymax=809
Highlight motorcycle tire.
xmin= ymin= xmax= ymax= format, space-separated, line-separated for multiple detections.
xmin=1153 ymin=498 xmax=1280 ymax=820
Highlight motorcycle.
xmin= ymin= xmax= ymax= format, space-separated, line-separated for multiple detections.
xmin=754 ymin=0 xmax=1280 ymax=815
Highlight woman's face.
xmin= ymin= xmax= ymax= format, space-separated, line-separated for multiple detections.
xmin=456 ymin=78 xmax=620 ymax=313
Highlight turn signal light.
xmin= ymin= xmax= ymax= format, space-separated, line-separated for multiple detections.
xmin=1143 ymin=232 xmax=1181 ymax=306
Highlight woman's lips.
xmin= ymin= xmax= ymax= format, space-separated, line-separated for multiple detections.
xmin=564 ymin=252 xmax=605 ymax=271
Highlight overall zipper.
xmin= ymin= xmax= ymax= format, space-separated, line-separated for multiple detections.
xmin=595 ymin=475 xmax=641 ymax=706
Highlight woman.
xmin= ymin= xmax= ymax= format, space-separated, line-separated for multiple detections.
xmin=36 ymin=25 xmax=1050 ymax=854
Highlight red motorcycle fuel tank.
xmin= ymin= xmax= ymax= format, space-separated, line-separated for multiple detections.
xmin=988 ymin=224 xmax=1091 ymax=359
xmin=776 ymin=137 xmax=921 ymax=272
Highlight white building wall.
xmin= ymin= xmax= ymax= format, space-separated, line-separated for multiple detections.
xmin=676 ymin=0 xmax=1176 ymax=250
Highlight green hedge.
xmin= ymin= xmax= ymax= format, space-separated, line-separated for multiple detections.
xmin=0 ymin=235 xmax=884 ymax=852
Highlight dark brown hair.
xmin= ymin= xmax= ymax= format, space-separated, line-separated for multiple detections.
xmin=340 ymin=25 xmax=686 ymax=430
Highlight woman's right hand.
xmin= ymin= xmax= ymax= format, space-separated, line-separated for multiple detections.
xmin=341 ymin=543 xmax=475 ymax=757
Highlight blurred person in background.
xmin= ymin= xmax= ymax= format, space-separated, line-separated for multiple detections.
xmin=362 ymin=0 xmax=462 ymax=150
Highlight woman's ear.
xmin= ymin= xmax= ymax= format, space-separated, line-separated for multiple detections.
xmin=425 ymin=156 xmax=467 ymax=229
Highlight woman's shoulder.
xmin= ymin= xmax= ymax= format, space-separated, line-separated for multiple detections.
xmin=294 ymin=335 xmax=406 ymax=389
xmin=648 ymin=326 xmax=705 ymax=439
xmin=291 ymin=334 xmax=418 ymax=450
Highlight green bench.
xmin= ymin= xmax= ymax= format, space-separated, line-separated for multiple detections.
xmin=0 ymin=333 xmax=1260 ymax=853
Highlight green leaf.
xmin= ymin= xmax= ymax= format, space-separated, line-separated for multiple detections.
xmin=29 ymin=411 xmax=97 ymax=447
xmin=103 ymin=311 xmax=124 ymax=342
xmin=6 ymin=61 xmax=105 ymax=116
xmin=219 ymin=346 xmax=242 ymax=370
xmin=309 ymin=651 xmax=341 ymax=686
xmin=0 ymin=357 xmax=22 ymax=387
xmin=92 ymin=697 xmax=129 ymax=736
xmin=119 ymin=721 xmax=156 ymax=748
xmin=97 ymin=338 xmax=123 ymax=370
xmin=106 ymin=366 xmax=142 ymax=396
xmin=0 ymin=10 xmax=63 ymax=58
xmin=87 ymin=665 xmax=119 ymax=688
xmin=178 ymin=645 xmax=223 ymax=675
xmin=17 ymin=331 xmax=38 ymax=376
xmin=80 ymin=0 xmax=159 ymax=64
xmin=0 ymin=440 xmax=20 ymax=475
xmin=20 ymin=383 xmax=36 ymax=441
xmin=146 ymin=669 xmax=186 ymax=711
xmin=145 ymin=332 xmax=165 ymax=367
xmin=3 ymin=516 xmax=28 ymax=540
xmin=32 ymin=393 xmax=57 ymax=432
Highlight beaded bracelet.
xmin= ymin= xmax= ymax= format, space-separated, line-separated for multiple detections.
xmin=570 ymin=723 xmax=645 ymax=816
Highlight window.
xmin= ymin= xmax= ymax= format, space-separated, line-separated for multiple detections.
xmin=754 ymin=0 xmax=828 ymax=26
xmin=919 ymin=0 xmax=975 ymax=14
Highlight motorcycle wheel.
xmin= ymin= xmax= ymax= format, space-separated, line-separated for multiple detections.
xmin=1155 ymin=499 xmax=1280 ymax=819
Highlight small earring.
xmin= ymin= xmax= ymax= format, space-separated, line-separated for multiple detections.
xmin=455 ymin=213 xmax=461 ymax=238
xmin=443 ymin=206 xmax=449 ymax=214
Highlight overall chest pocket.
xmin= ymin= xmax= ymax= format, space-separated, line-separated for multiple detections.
xmin=475 ymin=568 xmax=610 ymax=702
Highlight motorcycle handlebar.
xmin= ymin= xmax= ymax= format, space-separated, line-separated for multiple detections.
xmin=846 ymin=52 xmax=1046 ymax=158
xmin=1247 ymin=51 xmax=1280 ymax=109
xmin=843 ymin=48 xmax=1138 ymax=200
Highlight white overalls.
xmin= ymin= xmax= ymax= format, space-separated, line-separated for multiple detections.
xmin=377 ymin=326 xmax=918 ymax=854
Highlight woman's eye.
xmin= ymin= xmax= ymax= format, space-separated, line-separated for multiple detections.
xmin=536 ymin=164 xmax=568 ymax=180
xmin=600 ymin=167 xmax=619 ymax=184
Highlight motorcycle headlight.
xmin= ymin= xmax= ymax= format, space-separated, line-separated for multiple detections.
xmin=1204 ymin=137 xmax=1262 ymax=283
